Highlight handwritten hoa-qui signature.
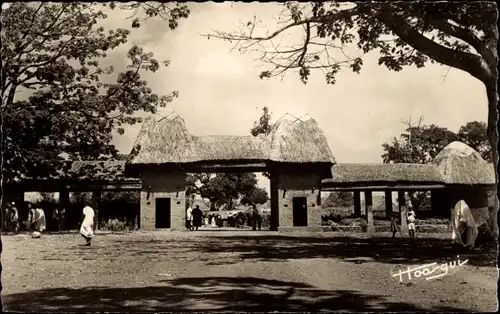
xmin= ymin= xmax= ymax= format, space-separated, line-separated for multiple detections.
xmin=392 ymin=255 xmax=468 ymax=282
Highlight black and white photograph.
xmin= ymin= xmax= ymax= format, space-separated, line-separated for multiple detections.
xmin=0 ymin=1 xmax=498 ymax=312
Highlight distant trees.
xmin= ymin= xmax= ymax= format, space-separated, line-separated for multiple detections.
xmin=382 ymin=119 xmax=491 ymax=164
xmin=184 ymin=107 xmax=272 ymax=210
xmin=382 ymin=118 xmax=491 ymax=210
xmin=457 ymin=121 xmax=491 ymax=161
xmin=322 ymin=192 xmax=354 ymax=208
xmin=185 ymin=173 xmax=269 ymax=211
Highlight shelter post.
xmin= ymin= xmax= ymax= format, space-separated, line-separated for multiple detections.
xmin=91 ymin=190 xmax=101 ymax=230
xmin=431 ymin=190 xmax=449 ymax=218
xmin=269 ymin=171 xmax=279 ymax=231
xmin=353 ymin=191 xmax=361 ymax=217
xmin=365 ymin=190 xmax=374 ymax=233
xmin=59 ymin=189 xmax=69 ymax=230
xmin=384 ymin=190 xmax=392 ymax=218
xmin=398 ymin=191 xmax=408 ymax=236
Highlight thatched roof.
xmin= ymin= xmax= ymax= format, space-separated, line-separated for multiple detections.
xmin=267 ymin=115 xmax=336 ymax=163
xmin=128 ymin=115 xmax=195 ymax=164
xmin=127 ymin=113 xmax=335 ymax=166
xmin=432 ymin=141 xmax=496 ymax=185
xmin=322 ymin=142 xmax=496 ymax=189
xmin=193 ymin=135 xmax=268 ymax=161
xmin=323 ymin=163 xmax=445 ymax=186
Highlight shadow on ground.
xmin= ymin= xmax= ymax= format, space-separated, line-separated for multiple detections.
xmin=3 ymin=276 xmax=467 ymax=312
xmin=111 ymin=235 xmax=498 ymax=267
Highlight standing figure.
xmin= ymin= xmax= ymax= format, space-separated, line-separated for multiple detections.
xmin=29 ymin=205 xmax=46 ymax=233
xmin=451 ymin=200 xmax=478 ymax=250
xmin=10 ymin=202 xmax=20 ymax=233
xmin=186 ymin=205 xmax=193 ymax=231
xmin=52 ymin=208 xmax=60 ymax=232
xmin=80 ymin=204 xmax=95 ymax=246
xmin=204 ymin=216 xmax=209 ymax=226
xmin=59 ymin=207 xmax=66 ymax=231
xmin=211 ymin=215 xmax=217 ymax=228
xmin=407 ymin=210 xmax=416 ymax=239
xmin=252 ymin=205 xmax=259 ymax=231
xmin=192 ymin=205 xmax=203 ymax=231
xmin=390 ymin=214 xmax=398 ymax=239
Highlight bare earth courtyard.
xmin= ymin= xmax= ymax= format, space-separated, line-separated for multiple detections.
xmin=2 ymin=231 xmax=498 ymax=312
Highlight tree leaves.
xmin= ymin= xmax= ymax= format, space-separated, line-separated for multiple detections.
xmin=115 ymin=2 xmax=190 ymax=30
xmin=250 ymin=107 xmax=272 ymax=137
xmin=206 ymin=1 xmax=497 ymax=105
xmin=1 ymin=3 xmax=177 ymax=183
xmin=381 ymin=123 xmax=462 ymax=164
xmin=323 ymin=192 xmax=354 ymax=208
xmin=186 ymin=173 xmax=268 ymax=210
xmin=381 ymin=121 xmax=491 ymax=164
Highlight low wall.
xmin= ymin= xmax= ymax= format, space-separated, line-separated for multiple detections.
xmin=328 ymin=224 xmax=452 ymax=233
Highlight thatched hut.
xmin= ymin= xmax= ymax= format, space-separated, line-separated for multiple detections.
xmin=431 ymin=141 xmax=496 ymax=228
xmin=432 ymin=141 xmax=495 ymax=186
xmin=125 ymin=113 xmax=336 ymax=231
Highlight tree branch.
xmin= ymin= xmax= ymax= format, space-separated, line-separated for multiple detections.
xmin=203 ymin=6 xmax=361 ymax=42
xmin=373 ymin=9 xmax=493 ymax=86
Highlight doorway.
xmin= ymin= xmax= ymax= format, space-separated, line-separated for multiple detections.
xmin=155 ymin=198 xmax=171 ymax=228
xmin=292 ymin=197 xmax=308 ymax=227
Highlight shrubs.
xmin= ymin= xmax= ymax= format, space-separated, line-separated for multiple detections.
xmin=415 ymin=218 xmax=450 ymax=225
xmin=339 ymin=217 xmax=367 ymax=227
xmin=100 ymin=218 xmax=133 ymax=232
xmin=321 ymin=207 xmax=354 ymax=225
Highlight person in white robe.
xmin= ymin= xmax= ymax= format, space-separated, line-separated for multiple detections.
xmin=407 ymin=210 xmax=416 ymax=239
xmin=186 ymin=206 xmax=193 ymax=231
xmin=10 ymin=202 xmax=20 ymax=233
xmin=80 ymin=205 xmax=95 ymax=246
xmin=451 ymin=200 xmax=478 ymax=249
xmin=29 ymin=205 xmax=46 ymax=233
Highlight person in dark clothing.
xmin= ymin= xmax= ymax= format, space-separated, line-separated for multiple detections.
xmin=252 ymin=205 xmax=259 ymax=231
xmin=390 ymin=214 xmax=398 ymax=239
xmin=192 ymin=205 xmax=203 ymax=231
xmin=52 ymin=208 xmax=60 ymax=232
xmin=10 ymin=202 xmax=19 ymax=234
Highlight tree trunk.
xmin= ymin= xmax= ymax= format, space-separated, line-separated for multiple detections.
xmin=486 ymin=81 xmax=498 ymax=239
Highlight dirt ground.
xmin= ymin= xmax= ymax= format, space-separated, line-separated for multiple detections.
xmin=1 ymin=230 xmax=498 ymax=312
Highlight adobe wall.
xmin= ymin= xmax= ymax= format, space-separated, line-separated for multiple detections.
xmin=140 ymin=170 xmax=186 ymax=230
xmin=276 ymin=172 xmax=323 ymax=230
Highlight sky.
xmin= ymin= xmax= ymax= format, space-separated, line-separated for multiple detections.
xmin=103 ymin=3 xmax=487 ymax=158
xmin=97 ymin=2 xmax=489 ymax=191
xmin=13 ymin=2 xmax=489 ymax=194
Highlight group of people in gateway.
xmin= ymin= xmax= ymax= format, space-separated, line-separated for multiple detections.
xmin=3 ymin=201 xmax=95 ymax=246
xmin=4 ymin=202 xmax=49 ymax=233
xmin=185 ymin=204 xmax=263 ymax=231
